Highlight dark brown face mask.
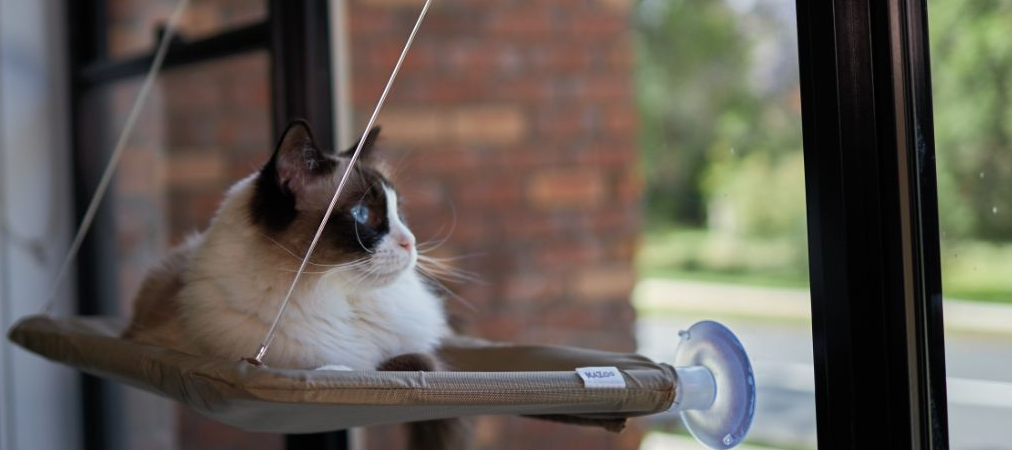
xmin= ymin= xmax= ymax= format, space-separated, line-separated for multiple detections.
xmin=250 ymin=121 xmax=393 ymax=259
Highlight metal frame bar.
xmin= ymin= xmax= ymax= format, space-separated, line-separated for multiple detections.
xmin=268 ymin=0 xmax=335 ymax=148
xmin=796 ymin=0 xmax=949 ymax=448
xmin=65 ymin=1 xmax=124 ymax=449
xmin=267 ymin=0 xmax=343 ymax=447
xmin=77 ymin=21 xmax=270 ymax=89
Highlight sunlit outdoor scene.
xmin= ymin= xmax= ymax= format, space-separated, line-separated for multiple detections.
xmin=632 ymin=0 xmax=1012 ymax=449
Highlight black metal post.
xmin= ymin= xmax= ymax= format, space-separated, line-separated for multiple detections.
xmin=66 ymin=1 xmax=126 ymax=450
xmin=286 ymin=432 xmax=351 ymax=450
xmin=269 ymin=0 xmax=335 ymax=150
xmin=268 ymin=1 xmax=347 ymax=448
xmin=795 ymin=0 xmax=949 ymax=449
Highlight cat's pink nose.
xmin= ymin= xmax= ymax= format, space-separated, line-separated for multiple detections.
xmin=396 ymin=235 xmax=414 ymax=250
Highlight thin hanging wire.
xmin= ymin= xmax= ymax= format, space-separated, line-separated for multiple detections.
xmin=250 ymin=0 xmax=433 ymax=365
xmin=41 ymin=0 xmax=192 ymax=316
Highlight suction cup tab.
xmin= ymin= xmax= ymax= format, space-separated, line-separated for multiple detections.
xmin=670 ymin=321 xmax=756 ymax=449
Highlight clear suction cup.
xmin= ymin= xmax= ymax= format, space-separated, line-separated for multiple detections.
xmin=670 ymin=321 xmax=756 ymax=449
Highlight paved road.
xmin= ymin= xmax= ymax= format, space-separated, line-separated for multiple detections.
xmin=635 ymin=280 xmax=1012 ymax=450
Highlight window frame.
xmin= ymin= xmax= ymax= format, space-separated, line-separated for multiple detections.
xmin=796 ymin=0 xmax=949 ymax=448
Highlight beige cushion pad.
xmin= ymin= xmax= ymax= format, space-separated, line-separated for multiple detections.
xmin=8 ymin=315 xmax=676 ymax=434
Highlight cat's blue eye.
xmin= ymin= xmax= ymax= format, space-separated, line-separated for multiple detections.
xmin=351 ymin=204 xmax=370 ymax=225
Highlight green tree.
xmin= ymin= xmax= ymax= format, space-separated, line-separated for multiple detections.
xmin=635 ymin=0 xmax=803 ymax=235
xmin=930 ymin=0 xmax=1012 ymax=240
xmin=635 ymin=0 xmax=752 ymax=225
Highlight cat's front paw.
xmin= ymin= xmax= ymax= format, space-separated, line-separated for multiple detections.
xmin=315 ymin=364 xmax=354 ymax=371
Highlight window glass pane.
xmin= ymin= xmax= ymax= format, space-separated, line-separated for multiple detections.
xmin=107 ymin=0 xmax=266 ymax=59
xmin=929 ymin=1 xmax=1012 ymax=449
xmin=632 ymin=0 xmax=816 ymax=448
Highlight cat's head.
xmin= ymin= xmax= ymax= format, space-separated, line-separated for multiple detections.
xmin=249 ymin=120 xmax=416 ymax=288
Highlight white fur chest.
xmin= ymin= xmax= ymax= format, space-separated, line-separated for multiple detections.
xmin=273 ymin=271 xmax=450 ymax=369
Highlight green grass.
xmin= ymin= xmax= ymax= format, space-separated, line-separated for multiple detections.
xmin=641 ymin=267 xmax=808 ymax=290
xmin=638 ymin=226 xmax=1012 ymax=304
xmin=637 ymin=226 xmax=810 ymax=287
xmin=939 ymin=240 xmax=1012 ymax=302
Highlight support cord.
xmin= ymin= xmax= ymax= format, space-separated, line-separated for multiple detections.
xmin=249 ymin=0 xmax=433 ymax=365
xmin=41 ymin=0 xmax=192 ymax=316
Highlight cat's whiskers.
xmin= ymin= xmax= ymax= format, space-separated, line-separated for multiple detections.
xmin=383 ymin=152 xmax=413 ymax=184
xmin=315 ymin=259 xmax=373 ymax=279
xmin=416 ymin=265 xmax=474 ymax=285
xmin=256 ymin=233 xmax=339 ymax=268
xmin=355 ymin=267 xmax=386 ymax=289
xmin=278 ymin=266 xmax=358 ymax=275
xmin=417 ymin=252 xmax=482 ymax=263
xmin=353 ymin=224 xmax=374 ymax=254
xmin=252 ymin=232 xmax=373 ymax=272
xmin=416 ymin=254 xmax=483 ymax=284
xmin=415 ymin=268 xmax=478 ymax=313
xmin=325 ymin=257 xmax=371 ymax=269
xmin=277 ymin=258 xmax=370 ymax=280
xmin=415 ymin=201 xmax=458 ymax=254
xmin=341 ymin=260 xmax=378 ymax=288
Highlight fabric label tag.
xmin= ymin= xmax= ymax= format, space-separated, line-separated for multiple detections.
xmin=576 ymin=366 xmax=626 ymax=389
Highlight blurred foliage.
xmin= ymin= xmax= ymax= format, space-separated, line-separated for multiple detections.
xmin=638 ymin=227 xmax=808 ymax=287
xmin=634 ymin=0 xmax=747 ymax=225
xmin=638 ymin=227 xmax=1012 ymax=303
xmin=931 ymin=0 xmax=1012 ymax=239
xmin=703 ymin=151 xmax=807 ymax=238
xmin=940 ymin=239 xmax=1012 ymax=301
xmin=634 ymin=0 xmax=802 ymax=231
xmin=634 ymin=0 xmax=1012 ymax=301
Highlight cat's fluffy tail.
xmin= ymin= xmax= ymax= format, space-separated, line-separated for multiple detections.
xmin=377 ymin=353 xmax=470 ymax=450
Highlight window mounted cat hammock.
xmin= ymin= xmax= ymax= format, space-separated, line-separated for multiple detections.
xmin=9 ymin=316 xmax=755 ymax=449
xmin=6 ymin=0 xmax=756 ymax=448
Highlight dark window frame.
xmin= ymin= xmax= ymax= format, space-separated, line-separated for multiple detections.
xmin=64 ymin=0 xmax=951 ymax=449
xmin=796 ymin=0 xmax=949 ymax=448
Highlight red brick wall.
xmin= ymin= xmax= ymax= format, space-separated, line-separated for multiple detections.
xmin=350 ymin=1 xmax=641 ymax=448
xmin=350 ymin=0 xmax=639 ymax=348
xmin=107 ymin=0 xmax=642 ymax=449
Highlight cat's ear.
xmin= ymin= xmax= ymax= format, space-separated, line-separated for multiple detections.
xmin=338 ymin=126 xmax=382 ymax=159
xmin=269 ymin=120 xmax=335 ymax=192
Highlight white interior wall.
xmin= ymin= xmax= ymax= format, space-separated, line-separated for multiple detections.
xmin=0 ymin=1 xmax=82 ymax=449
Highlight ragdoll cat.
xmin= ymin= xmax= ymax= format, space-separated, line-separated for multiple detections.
xmin=123 ymin=120 xmax=465 ymax=450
